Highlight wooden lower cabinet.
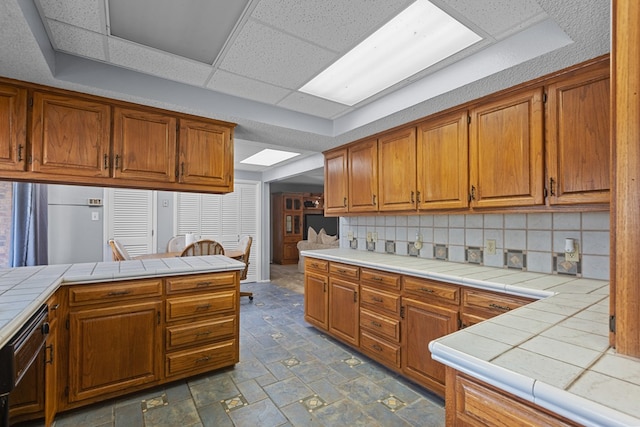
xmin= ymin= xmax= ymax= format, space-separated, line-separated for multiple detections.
xmin=8 ymin=350 xmax=45 ymax=424
xmin=328 ymin=277 xmax=359 ymax=346
xmin=304 ymin=270 xmax=329 ymax=330
xmin=446 ymin=368 xmax=579 ymax=426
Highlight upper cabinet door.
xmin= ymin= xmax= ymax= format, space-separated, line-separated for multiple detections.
xmin=348 ymin=139 xmax=378 ymax=213
xmin=546 ymin=60 xmax=610 ymax=205
xmin=178 ymin=119 xmax=233 ymax=190
xmin=0 ymin=83 xmax=27 ymax=171
xmin=324 ymin=148 xmax=349 ymax=215
xmin=378 ymin=127 xmax=417 ymax=211
xmin=113 ymin=107 xmax=177 ymax=183
xmin=416 ymin=110 xmax=469 ymax=210
xmin=31 ymin=92 xmax=111 ymax=177
xmin=469 ymin=88 xmax=544 ymax=208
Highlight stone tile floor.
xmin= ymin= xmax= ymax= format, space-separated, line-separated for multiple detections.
xmin=23 ymin=279 xmax=445 ymax=427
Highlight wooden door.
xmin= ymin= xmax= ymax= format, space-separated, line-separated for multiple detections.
xmin=348 ymin=139 xmax=378 ymax=212
xmin=329 ymin=277 xmax=359 ymax=346
xmin=31 ymin=91 xmax=111 ymax=177
xmin=68 ymin=300 xmax=162 ymax=402
xmin=469 ymin=88 xmax=544 ymax=207
xmin=112 ymin=107 xmax=176 ymax=182
xmin=546 ymin=60 xmax=610 ymax=205
xmin=178 ymin=119 xmax=233 ymax=190
xmin=0 ymin=83 xmax=27 ymax=171
xmin=304 ymin=271 xmax=329 ymax=330
xmin=417 ymin=110 xmax=469 ymax=210
xmin=324 ymin=148 xmax=348 ymax=215
xmin=402 ymin=297 xmax=458 ymax=396
xmin=378 ymin=127 xmax=417 ymax=211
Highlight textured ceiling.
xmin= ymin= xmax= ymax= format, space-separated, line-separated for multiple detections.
xmin=0 ymin=0 xmax=610 ymax=182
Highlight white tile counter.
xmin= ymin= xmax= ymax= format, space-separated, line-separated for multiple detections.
xmin=0 ymin=255 xmax=245 ymax=349
xmin=301 ymin=248 xmax=639 ymax=427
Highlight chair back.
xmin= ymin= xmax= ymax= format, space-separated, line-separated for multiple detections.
xmin=180 ymin=239 xmax=225 ymax=257
xmin=167 ymin=235 xmax=186 ymax=253
xmin=238 ymin=236 xmax=253 ymax=280
xmin=108 ymin=239 xmax=132 ymax=261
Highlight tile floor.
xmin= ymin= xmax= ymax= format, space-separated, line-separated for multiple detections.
xmin=23 ymin=277 xmax=445 ymax=427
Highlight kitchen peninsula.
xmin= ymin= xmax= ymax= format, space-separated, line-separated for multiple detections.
xmin=0 ymin=255 xmax=245 ymax=426
xmin=301 ymin=248 xmax=637 ymax=427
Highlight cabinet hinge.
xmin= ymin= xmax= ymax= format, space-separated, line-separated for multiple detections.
xmin=65 ymin=318 xmax=69 ymax=330
xmin=28 ymin=97 xmax=33 ymax=108
xmin=467 ymin=115 xmax=471 ymax=124
xmin=610 ymin=315 xmax=616 ymax=333
xmin=458 ymin=318 xmax=463 ymax=329
xmin=400 ymin=306 xmax=405 ymax=319
xmin=542 ymin=92 xmax=547 ymax=103
xmin=157 ymin=311 xmax=161 ymax=325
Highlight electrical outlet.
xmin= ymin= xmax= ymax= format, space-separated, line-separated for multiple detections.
xmin=367 ymin=232 xmax=372 ymax=242
xmin=372 ymin=232 xmax=378 ymax=241
xmin=565 ymin=242 xmax=580 ymax=262
xmin=348 ymin=231 xmax=354 ymax=241
xmin=91 ymin=211 xmax=99 ymax=221
xmin=486 ymin=239 xmax=496 ymax=255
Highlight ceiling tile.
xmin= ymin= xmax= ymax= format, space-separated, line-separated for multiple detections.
xmin=47 ymin=20 xmax=107 ymax=61
xmin=277 ymin=92 xmax=350 ymax=119
xmin=217 ymin=19 xmax=336 ymax=89
xmin=107 ymin=37 xmax=213 ymax=86
xmin=207 ymin=69 xmax=291 ymax=105
xmin=251 ymin=0 xmax=414 ymax=52
xmin=37 ymin=0 xmax=105 ymax=33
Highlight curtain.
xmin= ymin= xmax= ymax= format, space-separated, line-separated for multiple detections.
xmin=10 ymin=182 xmax=48 ymax=266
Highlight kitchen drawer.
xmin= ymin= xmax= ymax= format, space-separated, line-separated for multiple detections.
xmin=462 ymin=289 xmax=534 ymax=317
xmin=360 ymin=330 xmax=401 ymax=369
xmin=360 ymin=307 xmax=400 ymax=343
xmin=68 ymin=279 xmax=162 ymax=306
xmin=403 ymin=276 xmax=459 ymax=305
xmin=330 ymin=262 xmax=360 ymax=280
xmin=47 ymin=291 xmax=60 ymax=323
xmin=360 ymin=285 xmax=401 ymax=316
xmin=361 ymin=268 xmax=401 ymax=291
xmin=305 ymin=258 xmax=328 ymax=274
xmin=165 ymin=272 xmax=236 ymax=294
xmin=166 ymin=315 xmax=236 ymax=351
xmin=165 ymin=339 xmax=237 ymax=378
xmin=166 ymin=291 xmax=236 ymax=322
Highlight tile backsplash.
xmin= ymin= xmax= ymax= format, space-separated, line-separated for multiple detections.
xmin=340 ymin=212 xmax=610 ymax=280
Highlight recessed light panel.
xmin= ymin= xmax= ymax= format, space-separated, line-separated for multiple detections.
xmin=299 ymin=0 xmax=482 ymax=106
xmin=240 ymin=149 xmax=300 ymax=166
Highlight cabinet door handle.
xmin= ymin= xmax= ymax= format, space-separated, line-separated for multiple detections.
xmin=549 ymin=177 xmax=556 ymax=196
xmin=372 ymin=194 xmax=377 ymax=206
xmin=17 ymin=144 xmax=23 ymax=161
xmin=411 ymin=191 xmax=415 ymax=204
xmin=353 ymin=290 xmax=358 ymax=303
xmin=103 ymin=154 xmax=108 ymax=169
xmin=115 ymin=154 xmax=121 ymax=170
xmin=469 ymin=185 xmax=476 ymax=201
xmin=45 ymin=344 xmax=54 ymax=364
xmin=416 ymin=191 xmax=421 ymax=204
xmin=323 ymin=283 xmax=327 ymax=293
xmin=372 ymin=344 xmax=383 ymax=352
xmin=343 ymin=197 xmax=347 ymax=207
xmin=181 ymin=162 xmax=185 ymax=176
xmin=489 ymin=303 xmax=511 ymax=311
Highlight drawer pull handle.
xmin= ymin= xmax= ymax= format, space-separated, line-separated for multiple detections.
xmin=51 ymin=303 xmax=60 ymax=310
xmin=196 ymin=330 xmax=212 ymax=337
xmin=196 ymin=356 xmax=211 ymax=363
xmin=489 ymin=303 xmax=511 ymax=311
xmin=107 ymin=290 xmax=131 ymax=296
xmin=371 ymin=321 xmax=382 ymax=328
xmin=337 ymin=269 xmax=347 ymax=273
xmin=372 ymin=344 xmax=383 ymax=352
xmin=45 ymin=344 xmax=54 ymax=365
xmin=371 ymin=277 xmax=383 ymax=281
xmin=311 ymin=263 xmax=319 ymax=268
xmin=419 ymin=287 xmax=434 ymax=293
xmin=371 ymin=297 xmax=383 ymax=303
xmin=197 ymin=281 xmax=212 ymax=287
xmin=196 ymin=303 xmax=212 ymax=310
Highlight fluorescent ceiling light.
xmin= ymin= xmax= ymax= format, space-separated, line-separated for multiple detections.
xmin=299 ymin=0 xmax=482 ymax=106
xmin=240 ymin=149 xmax=300 ymax=166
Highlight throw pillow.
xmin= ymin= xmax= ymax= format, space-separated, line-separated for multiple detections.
xmin=320 ymin=233 xmax=338 ymax=245
xmin=307 ymin=227 xmax=318 ymax=243
xmin=317 ymin=228 xmax=326 ymax=243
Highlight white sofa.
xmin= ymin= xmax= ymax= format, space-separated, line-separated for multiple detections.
xmin=297 ymin=227 xmax=339 ymax=272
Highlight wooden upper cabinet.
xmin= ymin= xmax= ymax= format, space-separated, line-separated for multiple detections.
xmin=113 ymin=107 xmax=177 ymax=183
xmin=324 ymin=148 xmax=349 ymax=215
xmin=545 ymin=59 xmax=610 ymax=205
xmin=416 ymin=110 xmax=469 ymax=210
xmin=178 ymin=119 xmax=233 ymax=190
xmin=31 ymin=91 xmax=111 ymax=177
xmin=378 ymin=127 xmax=417 ymax=211
xmin=469 ymin=88 xmax=544 ymax=208
xmin=0 ymin=83 xmax=27 ymax=171
xmin=348 ymin=139 xmax=378 ymax=212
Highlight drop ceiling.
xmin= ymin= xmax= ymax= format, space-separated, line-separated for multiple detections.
xmin=0 ymin=0 xmax=610 ymax=182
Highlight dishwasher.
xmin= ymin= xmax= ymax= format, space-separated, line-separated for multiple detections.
xmin=0 ymin=304 xmax=49 ymax=427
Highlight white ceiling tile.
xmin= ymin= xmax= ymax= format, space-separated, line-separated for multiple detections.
xmin=278 ymin=92 xmax=350 ymax=119
xmin=37 ymin=0 xmax=105 ymax=33
xmin=251 ymin=0 xmax=414 ymax=52
xmin=207 ymin=70 xmax=291 ymax=105
xmin=107 ymin=37 xmax=213 ymax=86
xmin=217 ymin=19 xmax=336 ymax=89
xmin=47 ymin=20 xmax=107 ymax=61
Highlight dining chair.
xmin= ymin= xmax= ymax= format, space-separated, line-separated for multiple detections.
xmin=108 ymin=239 xmax=132 ymax=261
xmin=166 ymin=235 xmax=186 ymax=253
xmin=180 ymin=239 xmax=225 ymax=257
xmin=237 ymin=236 xmax=253 ymax=301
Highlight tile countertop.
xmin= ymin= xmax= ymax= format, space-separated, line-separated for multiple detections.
xmin=301 ymin=248 xmax=640 ymax=427
xmin=0 ymin=255 xmax=245 ymax=349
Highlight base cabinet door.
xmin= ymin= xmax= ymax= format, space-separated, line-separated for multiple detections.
xmin=8 ymin=350 xmax=45 ymax=424
xmin=68 ymin=301 xmax=162 ymax=403
xmin=304 ymin=271 xmax=329 ymax=330
xmin=402 ymin=298 xmax=458 ymax=396
xmin=328 ymin=277 xmax=359 ymax=346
